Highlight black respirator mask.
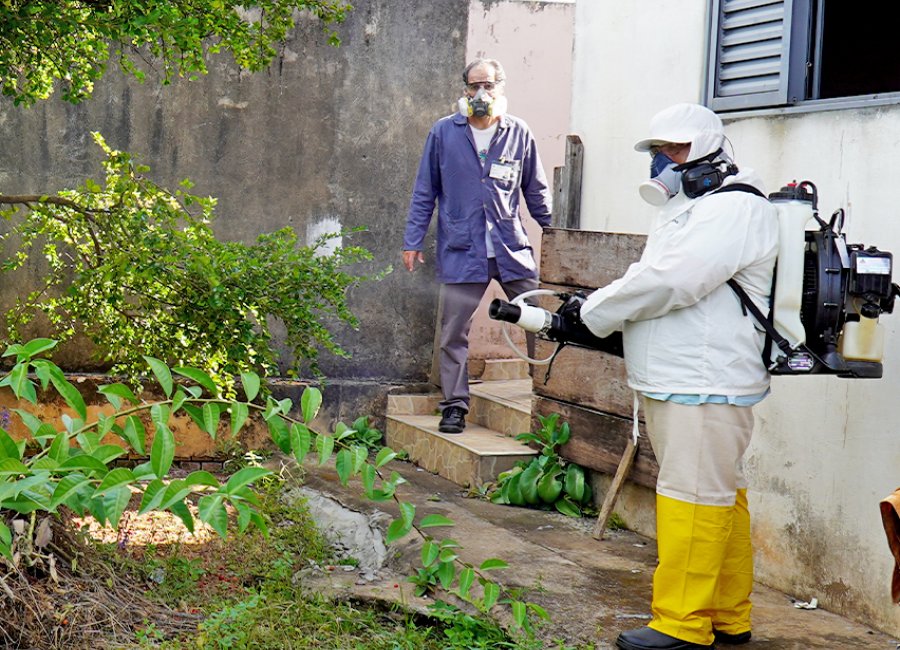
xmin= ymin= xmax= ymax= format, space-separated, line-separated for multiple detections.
xmin=674 ymin=148 xmax=738 ymax=198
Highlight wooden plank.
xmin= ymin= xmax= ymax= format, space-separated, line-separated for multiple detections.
xmin=533 ymin=396 xmax=658 ymax=490
xmin=592 ymin=438 xmax=639 ymax=540
xmin=551 ymin=135 xmax=584 ymax=229
xmin=540 ymin=229 xmax=646 ymax=289
xmin=532 ymin=338 xmax=633 ymax=418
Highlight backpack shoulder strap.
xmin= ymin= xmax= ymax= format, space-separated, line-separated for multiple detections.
xmin=714 ymin=183 xmax=767 ymax=199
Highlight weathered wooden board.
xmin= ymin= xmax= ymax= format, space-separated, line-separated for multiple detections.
xmin=532 ymin=396 xmax=658 ymax=490
xmin=540 ymin=229 xmax=645 ymax=289
xmin=532 ymin=338 xmax=633 ymax=419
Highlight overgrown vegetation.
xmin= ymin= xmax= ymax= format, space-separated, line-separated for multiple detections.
xmin=0 ymin=0 xmax=350 ymax=106
xmin=491 ymin=413 xmax=593 ymax=517
xmin=0 ymin=134 xmax=383 ymax=388
xmin=0 ymin=341 xmax=555 ymax=647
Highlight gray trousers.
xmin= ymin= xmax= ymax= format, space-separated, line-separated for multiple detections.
xmin=438 ymin=258 xmax=537 ymax=413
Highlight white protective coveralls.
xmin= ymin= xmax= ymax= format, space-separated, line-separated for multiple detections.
xmin=580 ymin=105 xmax=779 ymax=646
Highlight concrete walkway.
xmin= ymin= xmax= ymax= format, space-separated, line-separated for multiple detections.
xmin=292 ymin=457 xmax=899 ymax=649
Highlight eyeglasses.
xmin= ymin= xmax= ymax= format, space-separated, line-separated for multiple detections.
xmin=466 ymin=80 xmax=502 ymax=92
xmin=650 ymin=142 xmax=690 ymax=157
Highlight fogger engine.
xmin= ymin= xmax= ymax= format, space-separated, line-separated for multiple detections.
xmin=489 ymin=180 xmax=900 ymax=379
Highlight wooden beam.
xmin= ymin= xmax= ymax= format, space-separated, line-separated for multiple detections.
xmin=592 ymin=438 xmax=639 ymax=540
xmin=551 ymin=135 xmax=584 ymax=229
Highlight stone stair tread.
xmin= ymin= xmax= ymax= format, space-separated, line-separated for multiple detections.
xmin=469 ymin=379 xmax=532 ymax=413
xmin=387 ymin=414 xmax=537 ymax=457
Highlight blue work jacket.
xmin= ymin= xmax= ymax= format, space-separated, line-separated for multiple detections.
xmin=404 ymin=112 xmax=552 ymax=284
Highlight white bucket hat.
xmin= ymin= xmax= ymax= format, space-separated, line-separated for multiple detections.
xmin=634 ymin=103 xmax=725 ymax=154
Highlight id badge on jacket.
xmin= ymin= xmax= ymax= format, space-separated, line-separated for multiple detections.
xmin=489 ymin=158 xmax=520 ymax=183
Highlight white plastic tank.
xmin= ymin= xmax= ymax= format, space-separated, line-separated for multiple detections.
xmin=840 ymin=316 xmax=885 ymax=361
xmin=769 ymin=182 xmax=816 ymax=349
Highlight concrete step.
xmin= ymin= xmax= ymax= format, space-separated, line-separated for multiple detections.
xmin=478 ymin=358 xmax=530 ymax=381
xmin=385 ymin=413 xmax=537 ymax=488
xmin=385 ymin=378 xmax=537 ymax=488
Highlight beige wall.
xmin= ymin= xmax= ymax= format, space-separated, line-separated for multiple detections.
xmin=571 ymin=0 xmax=900 ymax=636
xmin=465 ymin=0 xmax=575 ymax=362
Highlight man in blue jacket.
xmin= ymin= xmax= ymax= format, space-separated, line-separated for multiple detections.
xmin=403 ymin=58 xmax=552 ymax=433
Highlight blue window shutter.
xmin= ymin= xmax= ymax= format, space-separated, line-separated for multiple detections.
xmin=706 ymin=0 xmax=811 ymax=111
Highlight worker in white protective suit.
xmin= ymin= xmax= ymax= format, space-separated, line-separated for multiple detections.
xmin=579 ymin=103 xmax=779 ymax=650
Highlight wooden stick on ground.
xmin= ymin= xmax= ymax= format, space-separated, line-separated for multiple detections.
xmin=592 ymin=437 xmax=639 ymax=540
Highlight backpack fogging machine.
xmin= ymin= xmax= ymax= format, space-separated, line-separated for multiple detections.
xmin=489 ymin=181 xmax=900 ymax=380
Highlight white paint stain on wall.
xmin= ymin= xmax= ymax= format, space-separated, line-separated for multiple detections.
xmin=307 ymin=216 xmax=343 ymax=256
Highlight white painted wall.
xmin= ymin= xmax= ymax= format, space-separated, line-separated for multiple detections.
xmin=572 ymin=0 xmax=900 ymax=637
xmin=465 ymin=0 xmax=575 ymax=360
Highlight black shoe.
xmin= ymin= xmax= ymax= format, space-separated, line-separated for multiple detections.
xmin=438 ymin=407 xmax=466 ymax=433
xmin=714 ymin=629 xmax=751 ymax=645
xmin=616 ymin=627 xmax=712 ymax=650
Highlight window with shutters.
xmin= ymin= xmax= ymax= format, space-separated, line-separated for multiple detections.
xmin=706 ymin=0 xmax=900 ymax=112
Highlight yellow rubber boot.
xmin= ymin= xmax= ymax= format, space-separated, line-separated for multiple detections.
xmin=648 ymin=494 xmax=734 ymax=646
xmin=712 ymin=488 xmax=753 ymax=636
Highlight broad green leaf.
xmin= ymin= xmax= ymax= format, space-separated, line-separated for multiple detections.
xmin=315 ymin=434 xmax=334 ymax=466
xmin=437 ymin=560 xmax=456 ymax=589
xmin=418 ymin=514 xmax=454 ymax=529
xmin=121 ymin=416 xmax=146 ymax=455
xmin=537 ymin=469 xmax=563 ymax=504
xmin=421 ymin=540 xmax=439 ymax=567
xmin=335 ymin=449 xmax=352 ymax=485
xmin=233 ymin=499 xmax=252 ymax=532
xmin=481 ymin=580 xmax=500 ymax=611
xmin=386 ymin=516 xmax=412 ymax=543
xmin=13 ymin=409 xmax=43 ymax=434
xmin=48 ymin=368 xmax=86 ymax=420
xmin=50 ymin=474 xmax=91 ymax=509
xmin=375 ymin=447 xmax=397 ymax=468
xmin=97 ymin=413 xmax=114 ymax=437
xmin=565 ymin=464 xmax=585 ymax=502
xmin=58 ymin=454 xmax=109 ymax=476
xmin=48 ymin=433 xmax=70 ymax=463
xmin=334 ymin=421 xmax=351 ymax=440
xmin=198 ymin=494 xmax=228 ymax=537
xmin=144 ymin=356 xmax=173 ymax=397
xmin=95 ymin=467 xmax=136 ymax=495
xmin=150 ymin=403 xmax=171 ymax=428
xmin=0 ymin=428 xmax=23 ymax=460
xmin=132 ymin=462 xmax=155 ymax=479
xmin=438 ymin=547 xmax=459 ymax=564
xmin=91 ymin=444 xmax=126 ymax=464
xmin=182 ymin=403 xmax=204 ymax=430
xmin=351 ymin=445 xmax=367 ymax=473
xmin=528 ymin=602 xmax=550 ymax=620
xmin=0 ymin=522 xmax=11 ymax=562
xmin=240 ymin=372 xmax=260 ymax=402
xmin=171 ymin=387 xmax=188 ymax=414
xmin=479 ymin=558 xmax=509 ymax=571
xmin=98 ymin=383 xmax=139 ymax=409
xmin=0 ymin=457 xmax=28 ymax=476
xmin=266 ymin=415 xmax=290 ymax=453
xmin=361 ymin=464 xmax=376 ymax=496
xmin=150 ymin=424 xmax=175 ymax=478
xmin=103 ymin=485 xmax=131 ymax=528
xmin=290 ymin=422 xmax=310 ymax=463
xmin=518 ymin=461 xmax=542 ymax=505
xmin=225 ymin=467 xmax=271 ymax=494
xmin=249 ymin=511 xmax=268 ymax=537
xmin=201 ymin=402 xmax=221 ymax=438
xmin=555 ymin=497 xmax=582 ymax=518
xmin=9 ymin=363 xmax=36 ymax=403
xmin=230 ymin=402 xmax=249 ymax=435
xmin=21 ymin=338 xmax=58 ymax=358
xmin=185 ymin=471 xmax=220 ymax=488
xmin=511 ymin=601 xmax=527 ymax=629
xmin=139 ymin=479 xmax=166 ymax=514
xmin=169 ymin=500 xmax=195 ymax=533
xmin=300 ymin=386 xmax=322 ymax=423
xmin=158 ymin=480 xmax=193 ymax=510
xmin=456 ymin=567 xmax=475 ymax=598
xmin=173 ymin=367 xmax=217 ymax=395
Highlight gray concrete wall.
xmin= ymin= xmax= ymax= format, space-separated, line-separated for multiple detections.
xmin=0 ymin=1 xmax=470 ymax=420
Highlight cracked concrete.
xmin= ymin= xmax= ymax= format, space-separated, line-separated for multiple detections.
xmin=286 ymin=456 xmax=899 ymax=649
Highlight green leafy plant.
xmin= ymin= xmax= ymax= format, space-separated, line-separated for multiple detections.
xmin=0 ymin=134 xmax=384 ymax=390
xmin=338 ymin=416 xmax=384 ymax=451
xmin=0 ymin=1 xmax=350 ymax=106
xmin=491 ymin=413 xmax=593 ymax=517
xmin=0 ymin=339 xmax=548 ymax=640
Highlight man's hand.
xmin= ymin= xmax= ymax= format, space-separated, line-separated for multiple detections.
xmin=403 ymin=250 xmax=425 ymax=272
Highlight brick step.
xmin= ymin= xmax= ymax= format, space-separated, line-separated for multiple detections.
xmin=385 ymin=413 xmax=537 ymax=488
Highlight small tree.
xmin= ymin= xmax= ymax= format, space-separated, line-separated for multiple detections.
xmin=0 ymin=0 xmax=349 ymax=106
xmin=0 ymin=133 xmax=382 ymax=387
